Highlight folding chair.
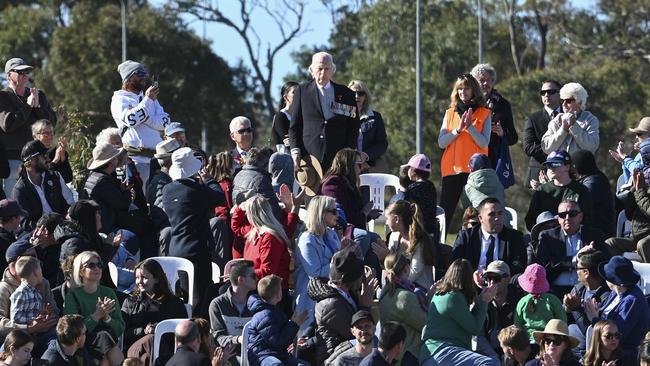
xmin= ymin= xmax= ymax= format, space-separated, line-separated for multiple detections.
xmin=150 ymin=257 xmax=195 ymax=308
xmin=212 ymin=262 xmax=221 ymax=284
xmin=359 ymin=173 xmax=400 ymax=232
xmin=633 ymin=261 xmax=650 ymax=295
xmin=505 ymin=206 xmax=517 ymax=230
xmin=152 ymin=319 xmax=184 ymax=365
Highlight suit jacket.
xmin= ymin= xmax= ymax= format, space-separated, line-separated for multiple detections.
xmin=289 ymin=80 xmax=360 ymax=170
xmin=165 ymin=345 xmax=211 ymax=366
xmin=523 ymin=109 xmax=555 ymax=186
xmin=535 ymin=226 xmax=610 ymax=283
xmin=451 ymin=225 xmax=527 ymax=275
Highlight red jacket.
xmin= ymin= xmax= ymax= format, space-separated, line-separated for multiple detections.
xmin=214 ymin=179 xmax=233 ymax=220
xmin=231 ymin=206 xmax=299 ymax=288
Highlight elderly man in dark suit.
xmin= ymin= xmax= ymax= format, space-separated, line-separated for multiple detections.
xmin=452 ymin=197 xmax=527 ymax=275
xmin=523 ymin=80 xmax=562 ymax=188
xmin=536 ymin=199 xmax=610 ymax=297
xmin=166 ymin=320 xmax=211 ymax=366
xmin=289 ymin=52 xmax=360 ymax=171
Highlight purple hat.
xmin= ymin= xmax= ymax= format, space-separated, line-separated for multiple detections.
xmin=401 ymin=154 xmax=431 ymax=172
xmin=517 ymin=263 xmax=550 ymax=295
xmin=469 ymin=153 xmax=490 ymax=172
xmin=543 ymin=150 xmax=571 ymax=168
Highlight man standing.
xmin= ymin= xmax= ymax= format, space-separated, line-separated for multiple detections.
xmin=289 ymin=52 xmax=360 ymax=171
xmin=166 ymin=320 xmax=211 ymax=366
xmin=110 ymin=60 xmax=170 ymax=187
xmin=0 ymin=58 xmax=56 ymax=193
xmin=471 ymin=64 xmax=518 ymax=171
xmin=523 ymin=80 xmax=562 ymax=188
xmin=229 ymin=116 xmax=254 ymax=171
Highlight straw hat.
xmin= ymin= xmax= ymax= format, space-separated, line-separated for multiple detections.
xmin=87 ymin=143 xmax=126 ymax=170
xmin=532 ymin=319 xmax=580 ymax=348
xmin=295 ymin=155 xmax=323 ymax=196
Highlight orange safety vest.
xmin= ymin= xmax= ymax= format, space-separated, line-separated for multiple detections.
xmin=441 ymin=106 xmax=491 ymax=177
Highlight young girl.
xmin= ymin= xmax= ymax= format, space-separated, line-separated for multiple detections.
xmin=582 ymin=320 xmax=624 ymax=366
xmin=515 ymin=263 xmax=567 ymax=340
xmin=402 ymin=153 xmax=439 ymax=237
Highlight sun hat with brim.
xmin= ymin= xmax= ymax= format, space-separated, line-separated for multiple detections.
xmin=598 ymin=255 xmax=640 ymax=287
xmin=169 ymin=147 xmax=202 ymax=181
xmin=4 ymin=58 xmax=33 ymax=74
xmin=87 ymin=143 xmax=126 ymax=170
xmin=629 ymin=117 xmax=650 ymax=135
xmin=154 ymin=139 xmax=181 ymax=159
xmin=532 ymin=319 xmax=580 ymax=348
xmin=517 ymin=263 xmax=550 ymax=295
xmin=530 ymin=211 xmax=559 ymax=242
xmin=295 ymin=155 xmax=323 ymax=196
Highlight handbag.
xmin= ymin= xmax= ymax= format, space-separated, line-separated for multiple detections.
xmin=495 ymin=140 xmax=515 ymax=189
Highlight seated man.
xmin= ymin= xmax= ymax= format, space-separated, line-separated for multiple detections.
xmin=31 ymin=119 xmax=73 ymax=183
xmin=452 ymin=197 xmax=527 ymax=275
xmin=536 ymin=200 xmax=609 ymax=296
xmin=166 ymin=320 xmax=211 ymax=366
xmin=325 ymin=310 xmax=376 ymax=366
xmin=0 ymin=199 xmax=27 ymax=274
xmin=32 ymin=212 xmax=64 ymax=288
xmin=359 ymin=322 xmax=406 ymax=366
xmin=41 ymin=314 xmax=93 ymax=366
xmin=209 ymin=259 xmax=255 ymax=364
xmin=498 ymin=325 xmax=535 ymax=366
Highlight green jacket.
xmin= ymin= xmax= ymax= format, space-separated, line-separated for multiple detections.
xmin=524 ymin=180 xmax=593 ymax=231
xmin=514 ymin=293 xmax=566 ymax=340
xmin=63 ymin=285 xmax=125 ymax=337
xmin=379 ymin=287 xmax=427 ymax=358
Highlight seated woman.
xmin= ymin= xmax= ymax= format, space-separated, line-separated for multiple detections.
xmin=380 ymin=253 xmax=431 ymax=366
xmin=122 ymin=259 xmax=187 ymax=365
xmin=0 ymin=329 xmax=33 ymax=366
xmin=582 ymin=320 xmax=624 ymax=366
xmin=420 ymin=259 xmax=498 ymax=366
xmin=319 ymin=148 xmax=381 ymax=230
xmin=525 ymin=319 xmax=580 ymax=366
xmin=63 ymin=251 xmax=125 ymax=366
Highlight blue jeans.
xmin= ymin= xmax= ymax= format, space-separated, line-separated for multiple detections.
xmin=260 ymin=355 xmax=309 ymax=366
xmin=422 ymin=344 xmax=499 ymax=366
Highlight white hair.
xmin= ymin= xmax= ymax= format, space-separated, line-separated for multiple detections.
xmin=229 ymin=116 xmax=251 ymax=133
xmin=471 ymin=63 xmax=497 ymax=83
xmin=560 ymin=82 xmax=588 ymax=110
xmin=309 ymin=51 xmax=337 ymax=74
xmin=96 ymin=127 xmax=121 ymax=145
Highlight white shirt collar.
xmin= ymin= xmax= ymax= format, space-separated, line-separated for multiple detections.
xmin=316 ymin=81 xmax=332 ymax=90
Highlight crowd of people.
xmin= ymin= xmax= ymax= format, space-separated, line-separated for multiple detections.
xmin=0 ymin=50 xmax=649 ymax=366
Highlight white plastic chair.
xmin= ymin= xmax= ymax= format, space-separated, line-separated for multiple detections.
xmin=240 ymin=321 xmax=252 ymax=366
xmin=212 ymin=262 xmax=221 ymax=283
xmin=359 ymin=173 xmax=400 ymax=232
xmin=616 ymin=210 xmax=632 ymax=237
xmin=436 ymin=206 xmax=446 ymax=244
xmin=150 ymin=257 xmax=195 ymax=308
xmin=623 ymin=252 xmax=642 ymax=262
xmin=152 ymin=318 xmax=184 ymax=364
xmin=633 ymin=261 xmax=650 ymax=295
xmin=107 ymin=262 xmax=118 ymax=287
xmin=298 ymin=207 xmax=308 ymax=222
xmin=505 ymin=206 xmax=517 ymax=230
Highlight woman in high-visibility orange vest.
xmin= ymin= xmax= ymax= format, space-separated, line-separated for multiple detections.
xmin=438 ymin=74 xmax=492 ymax=226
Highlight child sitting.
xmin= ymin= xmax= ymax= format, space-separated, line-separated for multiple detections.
xmin=402 ymin=154 xmax=438 ymax=237
xmin=514 ymin=263 xmax=567 ymax=340
xmin=247 ymin=274 xmax=308 ymax=366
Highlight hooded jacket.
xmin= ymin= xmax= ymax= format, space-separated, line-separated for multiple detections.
xmin=460 ymin=168 xmax=505 ymax=209
xmin=246 ymin=295 xmax=298 ymax=366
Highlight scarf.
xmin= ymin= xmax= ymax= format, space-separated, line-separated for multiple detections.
xmin=455 ymin=100 xmax=478 ymax=115
xmin=395 ymin=277 xmax=428 ymax=312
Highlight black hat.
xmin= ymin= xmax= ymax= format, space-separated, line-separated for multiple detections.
xmin=351 ymin=310 xmax=374 ymax=327
xmin=0 ymin=199 xmax=28 ymax=219
xmin=5 ymin=235 xmax=34 ymax=263
xmin=329 ymin=248 xmax=363 ymax=284
xmin=598 ymin=256 xmax=640 ymax=287
xmin=21 ymin=140 xmax=48 ymax=163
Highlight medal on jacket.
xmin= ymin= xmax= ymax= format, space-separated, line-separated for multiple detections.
xmin=330 ymin=101 xmax=356 ymax=118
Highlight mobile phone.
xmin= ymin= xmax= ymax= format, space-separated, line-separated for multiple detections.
xmin=151 ymin=74 xmax=159 ymax=88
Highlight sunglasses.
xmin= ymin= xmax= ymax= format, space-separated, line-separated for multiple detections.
xmin=543 ymin=337 xmax=565 ymax=346
xmin=561 ymin=98 xmax=576 ymax=104
xmin=237 ymin=127 xmax=253 ymax=134
xmin=540 ymin=89 xmax=559 ymax=96
xmin=557 ymin=210 xmax=580 ymax=219
xmin=11 ymin=69 xmax=30 ymax=75
xmin=482 ymin=274 xmax=505 ymax=282
xmin=355 ymin=91 xmax=366 ymax=97
xmin=84 ymin=261 xmax=104 ymax=270
xmin=603 ymin=332 xmax=621 ymax=340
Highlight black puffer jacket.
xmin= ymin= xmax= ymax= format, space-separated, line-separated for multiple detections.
xmin=83 ymin=170 xmax=132 ymax=234
xmin=121 ymin=293 xmax=187 ymax=349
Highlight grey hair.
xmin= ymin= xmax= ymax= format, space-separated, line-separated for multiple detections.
xmin=308 ymin=51 xmax=337 ymax=74
xmin=31 ymin=119 xmax=53 ymax=136
xmin=560 ymin=82 xmax=588 ymax=110
xmin=229 ymin=116 xmax=251 ymax=134
xmin=471 ymin=63 xmax=497 ymax=84
xmin=96 ymin=127 xmax=121 ymax=145
xmin=305 ymin=195 xmax=337 ymax=236
xmin=245 ymin=195 xmax=290 ymax=245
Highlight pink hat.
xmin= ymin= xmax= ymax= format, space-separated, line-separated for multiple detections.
xmin=401 ymin=153 xmax=431 ymax=172
xmin=517 ymin=263 xmax=550 ymax=295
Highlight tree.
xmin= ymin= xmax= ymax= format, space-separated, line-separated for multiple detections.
xmin=175 ymin=0 xmax=307 ymax=118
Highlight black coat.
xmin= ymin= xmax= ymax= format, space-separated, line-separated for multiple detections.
xmin=536 ymin=226 xmax=610 ymax=283
xmin=289 ymin=80 xmax=360 ymax=170
xmin=360 ymin=110 xmax=388 ymax=166
xmin=451 ymin=224 xmax=527 ymax=275
xmin=579 ymin=174 xmax=616 ymax=238
xmin=40 ymin=339 xmax=93 ymax=366
xmin=0 ymin=228 xmax=15 ymax=275
xmin=165 ymin=345 xmax=211 ymax=366
xmin=120 ymin=293 xmax=187 ymax=349
xmin=12 ymin=170 xmax=69 ymax=230
xmin=83 ymin=170 xmax=132 ymax=234
xmin=486 ymin=91 xmax=518 ymax=168
xmin=523 ymin=108 xmax=557 ymax=185
xmin=271 ymin=111 xmax=291 ymax=146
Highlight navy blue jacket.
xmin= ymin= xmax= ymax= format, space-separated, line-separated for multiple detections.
xmin=162 ymin=177 xmax=224 ymax=258
xmin=247 ymin=295 xmax=299 ymax=366
xmin=40 ymin=339 xmax=93 ymax=366
xmin=451 ymin=224 xmax=527 ymax=275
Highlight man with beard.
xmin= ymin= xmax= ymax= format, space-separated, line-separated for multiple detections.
xmin=11 ymin=140 xmax=73 ymax=230
xmin=325 ymin=310 xmax=376 ymax=366
xmin=111 ymin=60 xmax=170 ymax=188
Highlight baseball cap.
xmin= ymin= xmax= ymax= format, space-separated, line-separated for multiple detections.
xmin=4 ymin=58 xmax=33 ymax=74
xmin=5 ymin=235 xmax=35 ymax=264
xmin=351 ymin=310 xmax=374 ymax=327
xmin=165 ymin=122 xmax=185 ymax=137
xmin=401 ymin=153 xmax=431 ymax=172
xmin=543 ymin=150 xmax=571 ymax=168
xmin=484 ymin=260 xmax=510 ymax=277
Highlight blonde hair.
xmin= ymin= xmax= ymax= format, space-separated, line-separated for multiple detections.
xmin=348 ymin=80 xmax=372 ymax=115
xmin=305 ymin=196 xmax=337 ymax=236
xmin=245 ymin=195 xmax=290 ymax=246
xmin=72 ymin=251 xmax=101 ymax=288
xmin=258 ymin=274 xmax=282 ymax=301
xmin=449 ymin=74 xmax=486 ymax=109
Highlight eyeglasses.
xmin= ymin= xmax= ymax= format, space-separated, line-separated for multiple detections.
xmin=325 ymin=208 xmax=338 ymax=215
xmin=11 ymin=70 xmax=30 ymax=76
xmin=355 ymin=91 xmax=366 ymax=97
xmin=561 ymin=98 xmax=576 ymax=104
xmin=84 ymin=261 xmax=103 ymax=270
xmin=37 ymin=130 xmax=54 ymax=136
xmin=603 ymin=332 xmax=621 ymax=340
xmin=543 ymin=337 xmax=565 ymax=346
xmin=557 ymin=210 xmax=580 ymax=219
xmin=237 ymin=127 xmax=253 ymax=134
xmin=540 ymin=89 xmax=559 ymax=96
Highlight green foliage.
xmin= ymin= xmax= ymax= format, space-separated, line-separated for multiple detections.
xmin=0 ymin=4 xmax=56 ymax=65
xmin=55 ymin=106 xmax=94 ymax=188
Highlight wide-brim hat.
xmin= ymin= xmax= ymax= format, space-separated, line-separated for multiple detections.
xmin=295 ymin=155 xmax=323 ymax=196
xmin=517 ymin=263 xmax=550 ymax=295
xmin=169 ymin=147 xmax=202 ymax=180
xmin=629 ymin=117 xmax=650 ymax=134
xmin=154 ymin=139 xmax=181 ymax=159
xmin=530 ymin=211 xmax=559 ymax=241
xmin=598 ymin=255 xmax=640 ymax=287
xmin=87 ymin=143 xmax=126 ymax=170
xmin=532 ymin=319 xmax=580 ymax=348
